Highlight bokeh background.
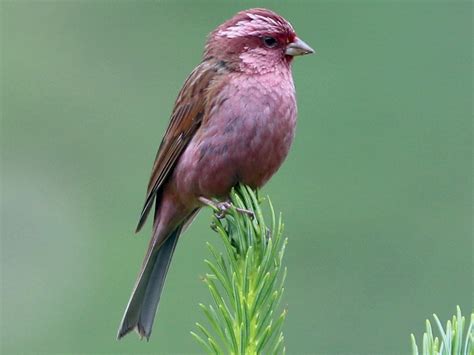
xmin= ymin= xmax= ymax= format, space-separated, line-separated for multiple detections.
xmin=1 ymin=1 xmax=472 ymax=354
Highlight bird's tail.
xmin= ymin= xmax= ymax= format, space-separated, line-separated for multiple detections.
xmin=117 ymin=225 xmax=182 ymax=340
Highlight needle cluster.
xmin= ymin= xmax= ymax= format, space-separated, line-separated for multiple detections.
xmin=411 ymin=306 xmax=474 ymax=355
xmin=191 ymin=184 xmax=287 ymax=354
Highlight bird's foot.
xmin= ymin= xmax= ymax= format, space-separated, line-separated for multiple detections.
xmin=199 ymin=197 xmax=255 ymax=219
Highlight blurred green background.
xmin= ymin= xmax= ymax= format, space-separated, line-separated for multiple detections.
xmin=1 ymin=1 xmax=472 ymax=354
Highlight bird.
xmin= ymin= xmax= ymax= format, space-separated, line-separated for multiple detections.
xmin=117 ymin=8 xmax=314 ymax=341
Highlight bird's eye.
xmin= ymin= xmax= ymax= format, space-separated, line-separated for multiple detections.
xmin=262 ymin=36 xmax=278 ymax=48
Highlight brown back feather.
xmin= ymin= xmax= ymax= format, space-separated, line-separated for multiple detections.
xmin=135 ymin=59 xmax=227 ymax=232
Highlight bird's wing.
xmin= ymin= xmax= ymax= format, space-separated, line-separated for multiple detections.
xmin=135 ymin=61 xmax=223 ymax=232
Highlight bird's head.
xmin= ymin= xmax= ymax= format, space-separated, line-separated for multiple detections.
xmin=205 ymin=8 xmax=314 ymax=74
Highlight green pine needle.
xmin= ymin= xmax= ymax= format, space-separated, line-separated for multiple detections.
xmin=411 ymin=306 xmax=474 ymax=355
xmin=192 ymin=184 xmax=287 ymax=354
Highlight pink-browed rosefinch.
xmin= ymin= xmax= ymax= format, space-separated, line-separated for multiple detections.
xmin=118 ymin=8 xmax=314 ymax=340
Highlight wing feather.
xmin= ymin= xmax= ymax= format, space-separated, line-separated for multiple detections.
xmin=135 ymin=61 xmax=222 ymax=232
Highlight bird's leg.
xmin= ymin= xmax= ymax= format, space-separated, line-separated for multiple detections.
xmin=198 ymin=196 xmax=255 ymax=219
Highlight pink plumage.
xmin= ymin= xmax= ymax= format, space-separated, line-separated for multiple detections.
xmin=118 ymin=8 xmax=314 ymax=341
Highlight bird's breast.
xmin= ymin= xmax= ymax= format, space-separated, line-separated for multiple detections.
xmin=174 ymin=71 xmax=297 ymax=200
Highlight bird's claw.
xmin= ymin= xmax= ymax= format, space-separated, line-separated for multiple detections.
xmin=235 ymin=206 xmax=255 ymax=219
xmin=199 ymin=196 xmax=255 ymax=219
xmin=215 ymin=202 xmax=255 ymax=219
xmin=215 ymin=201 xmax=232 ymax=218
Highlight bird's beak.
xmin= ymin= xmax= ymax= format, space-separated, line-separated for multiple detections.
xmin=285 ymin=37 xmax=315 ymax=56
